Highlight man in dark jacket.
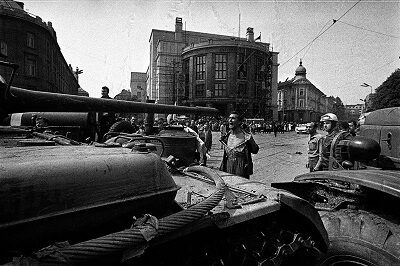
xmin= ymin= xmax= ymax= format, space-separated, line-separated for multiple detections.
xmin=220 ymin=111 xmax=259 ymax=179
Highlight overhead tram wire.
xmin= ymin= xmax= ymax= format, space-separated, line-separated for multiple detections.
xmin=335 ymin=20 xmax=400 ymax=39
xmin=302 ymin=19 xmax=332 ymax=60
xmin=279 ymin=0 xmax=362 ymax=69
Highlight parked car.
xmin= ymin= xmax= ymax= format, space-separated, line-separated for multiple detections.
xmin=295 ymin=124 xmax=308 ymax=134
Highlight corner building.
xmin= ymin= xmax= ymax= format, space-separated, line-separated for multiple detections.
xmin=0 ymin=0 xmax=79 ymax=95
xmin=277 ymin=61 xmax=332 ymax=123
xmin=148 ymin=18 xmax=278 ymax=119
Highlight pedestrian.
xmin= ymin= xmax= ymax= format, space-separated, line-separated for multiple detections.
xmin=219 ymin=120 xmax=227 ymax=149
xmin=98 ymin=86 xmax=115 ymax=141
xmin=272 ymin=121 xmax=278 ymax=137
xmin=348 ymin=120 xmax=358 ymax=137
xmin=314 ymin=113 xmax=351 ymax=171
xmin=101 ymin=86 xmax=112 ymax=99
xmin=219 ymin=111 xmax=259 ymax=179
xmin=306 ymin=122 xmax=322 ymax=172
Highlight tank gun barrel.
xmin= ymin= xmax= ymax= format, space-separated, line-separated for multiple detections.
xmin=0 ymin=85 xmax=218 ymax=115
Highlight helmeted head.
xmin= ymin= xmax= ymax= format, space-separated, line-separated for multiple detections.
xmin=320 ymin=113 xmax=338 ymax=133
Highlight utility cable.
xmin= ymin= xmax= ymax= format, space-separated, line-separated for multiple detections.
xmin=279 ymin=0 xmax=362 ymax=68
xmin=302 ymin=19 xmax=332 ymax=60
xmin=336 ymin=20 xmax=400 ymax=39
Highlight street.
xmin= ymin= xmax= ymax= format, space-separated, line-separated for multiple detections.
xmin=207 ymin=131 xmax=310 ymax=185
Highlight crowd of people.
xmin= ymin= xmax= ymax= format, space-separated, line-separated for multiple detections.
xmin=98 ymin=86 xmax=362 ymax=179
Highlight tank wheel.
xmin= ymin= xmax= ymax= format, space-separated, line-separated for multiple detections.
xmin=318 ymin=209 xmax=400 ymax=266
xmin=108 ymin=120 xmax=134 ymax=134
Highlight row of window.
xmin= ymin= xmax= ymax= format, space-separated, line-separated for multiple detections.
xmin=192 ymin=54 xmax=268 ymax=81
xmin=194 ymin=83 xmax=252 ymax=98
xmin=195 ymin=83 xmax=227 ymax=97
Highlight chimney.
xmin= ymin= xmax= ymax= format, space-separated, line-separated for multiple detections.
xmin=175 ymin=17 xmax=183 ymax=42
xmin=246 ymin=27 xmax=254 ymax=42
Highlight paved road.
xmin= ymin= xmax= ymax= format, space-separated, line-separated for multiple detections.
xmin=206 ymin=131 xmax=310 ymax=185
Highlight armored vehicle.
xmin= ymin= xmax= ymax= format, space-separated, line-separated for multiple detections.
xmin=0 ymin=61 xmax=328 ymax=265
xmin=274 ymin=109 xmax=400 ymax=265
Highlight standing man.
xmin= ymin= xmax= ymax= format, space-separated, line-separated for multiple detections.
xmin=101 ymin=86 xmax=112 ymax=99
xmin=219 ymin=120 xmax=227 ymax=149
xmin=220 ymin=111 xmax=259 ymax=179
xmin=306 ymin=122 xmax=322 ymax=172
xmin=314 ymin=113 xmax=350 ymax=171
xmin=348 ymin=120 xmax=358 ymax=137
xmin=98 ymin=86 xmax=115 ymax=141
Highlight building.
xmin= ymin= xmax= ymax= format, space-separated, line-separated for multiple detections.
xmin=345 ymin=104 xmax=363 ymax=120
xmin=148 ymin=18 xmax=278 ymax=119
xmin=0 ymin=0 xmax=79 ymax=95
xmin=130 ymin=72 xmax=147 ymax=102
xmin=278 ymin=60 xmax=328 ymax=123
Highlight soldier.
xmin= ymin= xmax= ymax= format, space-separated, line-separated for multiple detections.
xmin=314 ymin=113 xmax=351 ymax=171
xmin=220 ymin=111 xmax=259 ymax=179
xmin=306 ymin=122 xmax=322 ymax=172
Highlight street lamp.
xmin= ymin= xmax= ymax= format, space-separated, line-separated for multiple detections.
xmin=360 ymin=83 xmax=372 ymax=94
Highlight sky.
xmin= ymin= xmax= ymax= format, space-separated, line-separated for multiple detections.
xmin=22 ymin=0 xmax=399 ymax=105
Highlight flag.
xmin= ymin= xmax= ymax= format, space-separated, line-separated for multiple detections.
xmin=255 ymin=33 xmax=261 ymax=41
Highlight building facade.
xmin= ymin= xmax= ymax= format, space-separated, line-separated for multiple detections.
xmin=345 ymin=104 xmax=363 ymax=120
xmin=0 ymin=0 xmax=79 ymax=95
xmin=148 ymin=18 xmax=278 ymax=119
xmin=130 ymin=72 xmax=147 ymax=102
xmin=278 ymin=61 xmax=330 ymax=123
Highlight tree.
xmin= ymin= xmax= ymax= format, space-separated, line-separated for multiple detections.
xmin=332 ymin=96 xmax=346 ymax=120
xmin=371 ymin=69 xmax=400 ymax=111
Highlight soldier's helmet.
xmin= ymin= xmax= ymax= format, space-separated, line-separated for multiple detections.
xmin=320 ymin=113 xmax=338 ymax=122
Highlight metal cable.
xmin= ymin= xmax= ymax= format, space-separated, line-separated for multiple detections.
xmin=39 ymin=166 xmax=226 ymax=264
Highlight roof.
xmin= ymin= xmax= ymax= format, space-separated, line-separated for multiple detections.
xmin=0 ymin=0 xmax=24 ymax=10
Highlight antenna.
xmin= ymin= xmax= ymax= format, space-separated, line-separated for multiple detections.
xmin=238 ymin=13 xmax=241 ymax=39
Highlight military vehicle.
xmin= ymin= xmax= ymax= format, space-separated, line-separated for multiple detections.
xmin=274 ymin=109 xmax=400 ymax=265
xmin=0 ymin=61 xmax=328 ymax=265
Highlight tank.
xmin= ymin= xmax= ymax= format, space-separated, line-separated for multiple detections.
xmin=273 ymin=107 xmax=400 ymax=265
xmin=0 ymin=61 xmax=328 ymax=265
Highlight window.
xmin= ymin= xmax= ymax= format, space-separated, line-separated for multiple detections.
xmin=195 ymin=84 xmax=205 ymax=97
xmin=299 ymin=99 xmax=304 ymax=108
xmin=0 ymin=41 xmax=7 ymax=56
xmin=237 ymin=53 xmax=247 ymax=79
xmin=299 ymin=88 xmax=304 ymax=96
xmin=195 ymin=55 xmax=205 ymax=80
xmin=27 ymin=33 xmax=35 ymax=48
xmin=183 ymin=59 xmax=190 ymax=98
xmin=215 ymin=83 xmax=226 ymax=97
xmin=255 ymin=83 xmax=262 ymax=98
xmin=255 ymin=57 xmax=264 ymax=81
xmin=215 ymin=54 xmax=227 ymax=79
xmin=238 ymin=83 xmax=247 ymax=97
xmin=26 ymin=58 xmax=36 ymax=76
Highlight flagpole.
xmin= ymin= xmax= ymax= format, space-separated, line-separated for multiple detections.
xmin=238 ymin=13 xmax=241 ymax=38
